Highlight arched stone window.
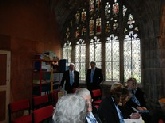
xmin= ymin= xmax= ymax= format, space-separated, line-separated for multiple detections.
xmin=62 ymin=0 xmax=141 ymax=83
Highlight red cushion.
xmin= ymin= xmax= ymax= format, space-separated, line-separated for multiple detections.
xmin=33 ymin=95 xmax=48 ymax=106
xmin=33 ymin=105 xmax=54 ymax=123
xmin=93 ymin=100 xmax=102 ymax=104
xmin=92 ymin=89 xmax=102 ymax=97
xmin=13 ymin=114 xmax=32 ymax=123
xmin=10 ymin=99 xmax=30 ymax=112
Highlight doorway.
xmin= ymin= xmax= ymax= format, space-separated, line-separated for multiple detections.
xmin=0 ymin=50 xmax=11 ymax=123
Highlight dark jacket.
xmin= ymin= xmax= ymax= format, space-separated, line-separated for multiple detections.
xmin=60 ymin=70 xmax=79 ymax=93
xmin=98 ymin=96 xmax=120 ymax=123
xmin=86 ymin=68 xmax=103 ymax=91
xmin=126 ymin=87 xmax=146 ymax=108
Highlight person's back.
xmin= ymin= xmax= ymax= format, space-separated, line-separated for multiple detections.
xmin=53 ymin=94 xmax=87 ymax=123
xmin=75 ymin=88 xmax=102 ymax=123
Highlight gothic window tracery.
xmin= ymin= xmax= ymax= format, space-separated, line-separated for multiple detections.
xmin=62 ymin=0 xmax=141 ymax=83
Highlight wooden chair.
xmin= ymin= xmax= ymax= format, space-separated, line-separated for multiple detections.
xmin=8 ymin=99 xmax=32 ymax=123
xmin=91 ymin=89 xmax=102 ymax=108
xmin=32 ymin=95 xmax=49 ymax=110
xmin=32 ymin=105 xmax=54 ymax=123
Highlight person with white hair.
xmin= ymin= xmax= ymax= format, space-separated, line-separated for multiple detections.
xmin=75 ymin=88 xmax=102 ymax=123
xmin=60 ymin=63 xmax=79 ymax=93
xmin=53 ymin=94 xmax=87 ymax=123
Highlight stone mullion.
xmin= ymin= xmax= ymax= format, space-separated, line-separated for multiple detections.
xmin=118 ymin=0 xmax=125 ymax=83
xmin=101 ymin=0 xmax=106 ymax=82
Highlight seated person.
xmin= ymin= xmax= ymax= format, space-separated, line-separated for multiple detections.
xmin=52 ymin=94 xmax=87 ymax=123
xmin=75 ymin=88 xmax=102 ymax=123
xmin=111 ymin=82 xmax=141 ymax=119
xmin=110 ymin=82 xmax=123 ymax=90
xmin=98 ymin=84 xmax=141 ymax=123
xmin=125 ymin=77 xmax=148 ymax=112
xmin=125 ymin=77 xmax=151 ymax=123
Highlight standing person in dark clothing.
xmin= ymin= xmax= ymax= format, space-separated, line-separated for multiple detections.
xmin=86 ymin=61 xmax=103 ymax=92
xmin=60 ymin=63 xmax=79 ymax=93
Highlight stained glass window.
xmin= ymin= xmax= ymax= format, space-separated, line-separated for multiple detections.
xmin=63 ymin=23 xmax=72 ymax=64
xmin=124 ymin=14 xmax=141 ymax=83
xmin=89 ymin=0 xmax=94 ymax=15
xmin=62 ymin=0 xmax=141 ymax=83
xmin=90 ymin=18 xmax=94 ymax=36
xmin=81 ymin=9 xmax=86 ymax=22
xmin=96 ymin=17 xmax=102 ymax=35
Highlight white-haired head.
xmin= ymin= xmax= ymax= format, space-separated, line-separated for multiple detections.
xmin=69 ymin=63 xmax=75 ymax=70
xmin=53 ymin=94 xmax=87 ymax=123
xmin=70 ymin=63 xmax=75 ymax=66
xmin=75 ymin=88 xmax=92 ymax=112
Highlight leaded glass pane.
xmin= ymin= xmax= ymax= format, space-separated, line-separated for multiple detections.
xmin=124 ymin=37 xmax=141 ymax=83
xmin=82 ymin=26 xmax=87 ymax=36
xmin=75 ymin=26 xmax=80 ymax=38
xmin=96 ymin=17 xmax=101 ymax=35
xmin=105 ymin=35 xmax=119 ymax=81
xmin=113 ymin=20 xmax=118 ymax=31
xmin=66 ymin=27 xmax=70 ymax=39
xmin=96 ymin=0 xmax=101 ymax=12
xmin=90 ymin=38 xmax=102 ymax=68
xmin=113 ymin=1 xmax=119 ymax=16
xmin=63 ymin=42 xmax=72 ymax=64
xmin=81 ymin=9 xmax=86 ymax=22
xmin=105 ymin=2 xmax=111 ymax=19
xmin=105 ymin=21 xmax=110 ymax=34
xmin=124 ymin=13 xmax=141 ymax=83
xmin=123 ymin=5 xmax=127 ymax=17
xmin=90 ymin=18 xmax=94 ymax=36
xmin=89 ymin=0 xmax=94 ymax=15
xmin=75 ymin=11 xmax=80 ymax=24
xmin=75 ymin=43 xmax=86 ymax=80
